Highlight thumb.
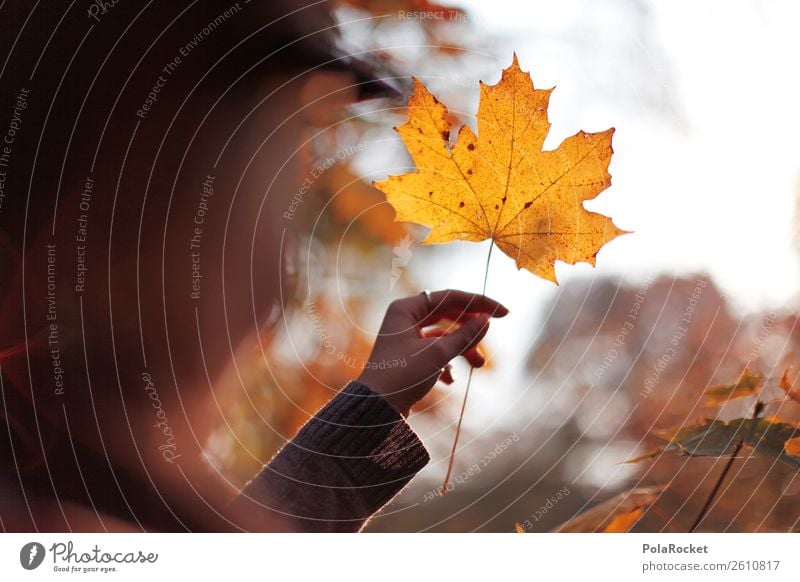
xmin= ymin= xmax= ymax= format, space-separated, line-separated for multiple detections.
xmin=436 ymin=314 xmax=491 ymax=362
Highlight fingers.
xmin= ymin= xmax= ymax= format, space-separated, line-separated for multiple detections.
xmin=383 ymin=289 xmax=507 ymax=336
xmin=417 ymin=289 xmax=508 ymax=327
xmin=439 ymin=363 xmax=455 ymax=384
xmin=463 ymin=345 xmax=486 ymax=368
xmin=423 ymin=327 xmax=486 ymax=368
xmin=433 ymin=314 xmax=491 ymax=363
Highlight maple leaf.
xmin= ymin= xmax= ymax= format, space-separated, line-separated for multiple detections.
xmin=374 ymin=54 xmax=625 ymax=283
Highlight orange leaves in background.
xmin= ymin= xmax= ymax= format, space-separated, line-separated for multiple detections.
xmin=374 ymin=55 xmax=625 ymax=283
xmin=703 ymin=369 xmax=762 ymax=404
xmin=603 ymin=508 xmax=644 ymax=533
xmin=325 ymin=164 xmax=408 ymax=245
xmin=626 ymin=369 xmax=800 ymax=469
xmin=786 ymin=436 xmax=800 ymax=457
xmin=554 ymin=485 xmax=665 ymax=533
xmin=779 ymin=368 xmax=800 ymax=404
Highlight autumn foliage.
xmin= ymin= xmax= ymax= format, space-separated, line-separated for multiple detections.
xmin=374 ymin=56 xmax=625 ymax=283
xmin=207 ymin=0 xmax=800 ymax=534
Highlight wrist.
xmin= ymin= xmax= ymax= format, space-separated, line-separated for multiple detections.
xmin=355 ymin=374 xmax=411 ymax=417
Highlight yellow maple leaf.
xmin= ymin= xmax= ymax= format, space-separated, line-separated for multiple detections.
xmin=374 ymin=54 xmax=625 ymax=283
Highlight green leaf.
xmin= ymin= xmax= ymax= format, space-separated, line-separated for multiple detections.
xmin=627 ymin=418 xmax=800 ymax=468
xmin=741 ymin=418 xmax=800 ymax=466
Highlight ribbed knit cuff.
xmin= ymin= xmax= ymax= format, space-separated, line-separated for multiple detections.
xmin=288 ymin=381 xmax=430 ymax=487
xmin=235 ymin=381 xmax=431 ymax=530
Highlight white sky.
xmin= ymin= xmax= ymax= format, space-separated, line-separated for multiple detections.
xmin=442 ymin=0 xmax=800 ymax=311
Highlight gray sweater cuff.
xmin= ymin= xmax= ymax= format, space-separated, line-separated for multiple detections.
xmin=285 ymin=380 xmax=430 ymax=487
xmin=235 ymin=381 xmax=429 ymax=530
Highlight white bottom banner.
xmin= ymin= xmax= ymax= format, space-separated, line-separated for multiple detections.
xmin=0 ymin=533 xmax=795 ymax=581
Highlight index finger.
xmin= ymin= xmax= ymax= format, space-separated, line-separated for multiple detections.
xmin=418 ymin=289 xmax=508 ymax=327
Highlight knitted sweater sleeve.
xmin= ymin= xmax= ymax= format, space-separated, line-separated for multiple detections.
xmin=232 ymin=381 xmax=430 ymax=532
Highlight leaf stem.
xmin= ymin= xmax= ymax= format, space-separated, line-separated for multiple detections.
xmin=687 ymin=442 xmax=741 ymax=533
xmin=481 ymin=239 xmax=495 ymax=296
xmin=688 ymin=399 xmax=765 ymax=532
xmin=440 ymin=239 xmax=495 ymax=496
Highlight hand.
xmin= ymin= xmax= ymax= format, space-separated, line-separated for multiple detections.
xmin=357 ymin=289 xmax=509 ymax=416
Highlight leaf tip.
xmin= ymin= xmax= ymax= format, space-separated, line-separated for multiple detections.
xmin=409 ymin=77 xmax=431 ymax=99
xmin=623 ymin=448 xmax=663 ymax=464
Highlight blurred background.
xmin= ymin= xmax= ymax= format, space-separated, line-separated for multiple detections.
xmin=205 ymin=0 xmax=800 ymax=532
